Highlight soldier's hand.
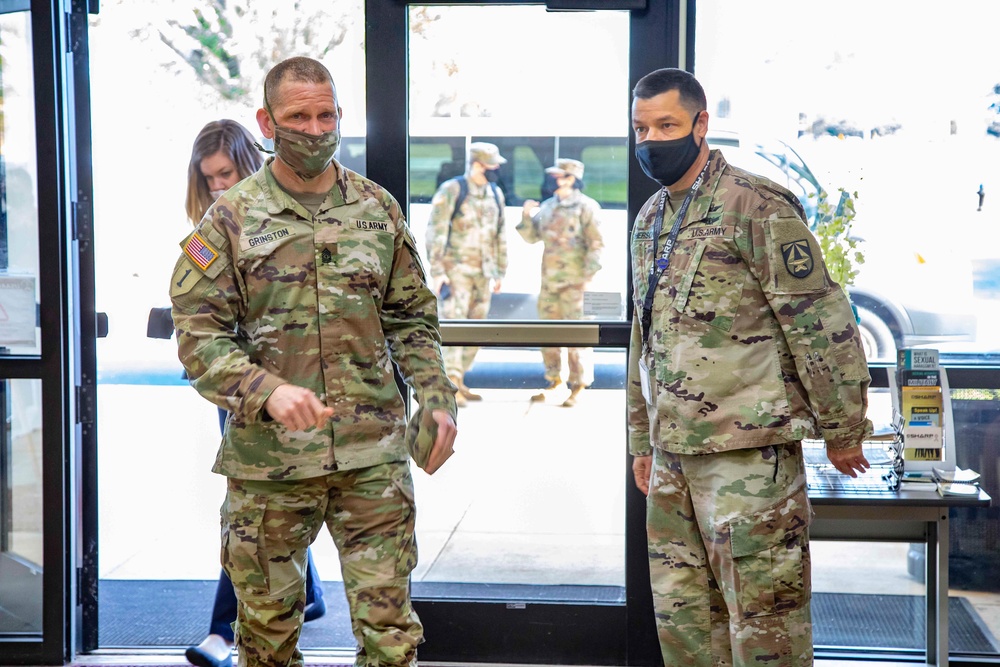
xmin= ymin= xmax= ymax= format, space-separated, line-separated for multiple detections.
xmin=522 ymin=199 xmax=538 ymax=212
xmin=433 ymin=275 xmax=450 ymax=295
xmin=827 ymin=444 xmax=870 ymax=478
xmin=423 ymin=409 xmax=458 ymax=475
xmin=264 ymin=384 xmax=333 ymax=432
xmin=632 ymin=455 xmax=652 ymax=495
xmin=492 ymin=278 xmax=502 ymax=293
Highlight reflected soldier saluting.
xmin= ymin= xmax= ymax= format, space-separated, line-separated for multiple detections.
xmin=518 ymin=158 xmax=604 ymax=407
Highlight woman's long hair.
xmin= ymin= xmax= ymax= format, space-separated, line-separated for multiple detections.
xmin=184 ymin=120 xmax=263 ymax=225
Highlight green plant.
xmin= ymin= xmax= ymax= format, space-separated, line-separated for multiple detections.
xmin=813 ymin=188 xmax=864 ymax=288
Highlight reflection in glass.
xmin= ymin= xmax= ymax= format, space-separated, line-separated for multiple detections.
xmin=0 ymin=11 xmax=40 ymax=355
xmin=0 ymin=379 xmax=43 ymax=635
xmin=694 ymin=0 xmax=1000 ymax=365
xmin=407 ymin=5 xmax=630 ymax=325
xmin=697 ymin=3 xmax=1000 ymax=654
xmin=413 ymin=349 xmax=626 ymax=591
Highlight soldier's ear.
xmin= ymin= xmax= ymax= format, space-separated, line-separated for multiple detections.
xmin=256 ymin=107 xmax=275 ymax=139
xmin=695 ymin=110 xmax=710 ymax=144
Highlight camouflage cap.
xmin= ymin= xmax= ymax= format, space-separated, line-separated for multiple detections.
xmin=545 ymin=158 xmax=585 ymax=180
xmin=468 ymin=142 xmax=507 ymax=167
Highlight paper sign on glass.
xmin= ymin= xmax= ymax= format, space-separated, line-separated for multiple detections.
xmin=0 ymin=273 xmax=37 ymax=346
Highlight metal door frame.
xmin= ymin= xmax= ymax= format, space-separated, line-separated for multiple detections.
xmin=364 ymin=1 xmax=693 ymax=663
xmin=0 ymin=0 xmax=96 ymax=663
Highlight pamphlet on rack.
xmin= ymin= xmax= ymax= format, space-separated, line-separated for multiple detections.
xmin=897 ymin=348 xmax=939 ymax=371
xmin=890 ymin=348 xmax=954 ymax=473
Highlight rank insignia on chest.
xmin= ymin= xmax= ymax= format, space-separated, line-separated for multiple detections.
xmin=183 ymin=232 xmax=219 ymax=271
xmin=781 ymin=239 xmax=813 ymax=278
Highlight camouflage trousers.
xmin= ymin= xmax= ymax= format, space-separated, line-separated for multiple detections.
xmin=537 ymin=281 xmax=592 ymax=387
xmin=439 ymin=271 xmax=492 ymax=378
xmin=222 ymin=461 xmax=421 ymax=667
xmin=647 ymin=443 xmax=813 ymax=667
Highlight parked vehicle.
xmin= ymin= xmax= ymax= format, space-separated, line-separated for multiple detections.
xmin=381 ymin=129 xmax=977 ymax=362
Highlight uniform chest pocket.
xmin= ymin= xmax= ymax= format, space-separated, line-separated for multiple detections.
xmin=672 ymin=240 xmax=746 ymax=332
xmin=317 ymin=220 xmax=394 ymax=283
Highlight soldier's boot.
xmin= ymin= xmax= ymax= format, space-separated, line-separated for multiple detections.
xmin=561 ymin=384 xmax=586 ymax=408
xmin=531 ymin=378 xmax=563 ymax=402
xmin=458 ymin=380 xmax=483 ymax=402
xmin=450 ymin=376 xmax=468 ymax=408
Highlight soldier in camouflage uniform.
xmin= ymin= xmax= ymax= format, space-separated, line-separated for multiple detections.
xmin=517 ymin=159 xmax=604 ymax=407
xmin=425 ymin=142 xmax=508 ymax=406
xmin=627 ymin=68 xmax=874 ymax=666
xmin=170 ymin=57 xmax=458 ymax=667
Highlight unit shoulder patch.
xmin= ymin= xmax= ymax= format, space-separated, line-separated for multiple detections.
xmin=781 ymin=239 xmax=814 ymax=278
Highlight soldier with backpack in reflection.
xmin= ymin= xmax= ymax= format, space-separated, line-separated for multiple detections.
xmin=425 ymin=142 xmax=509 ymax=406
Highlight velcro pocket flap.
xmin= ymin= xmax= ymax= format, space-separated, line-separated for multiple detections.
xmin=730 ymin=484 xmax=811 ymax=558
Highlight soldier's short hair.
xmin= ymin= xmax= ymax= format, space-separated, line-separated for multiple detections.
xmin=263 ymin=56 xmax=339 ymax=112
xmin=633 ymin=68 xmax=707 ymax=118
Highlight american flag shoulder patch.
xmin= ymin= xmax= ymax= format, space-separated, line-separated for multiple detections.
xmin=183 ymin=232 xmax=219 ymax=271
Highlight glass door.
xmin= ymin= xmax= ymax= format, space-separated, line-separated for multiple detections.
xmin=365 ymin=1 xmax=683 ymax=663
xmin=407 ymin=8 xmax=628 ymax=664
xmin=0 ymin=0 xmax=90 ymax=662
xmin=77 ymin=0 xmax=684 ymax=663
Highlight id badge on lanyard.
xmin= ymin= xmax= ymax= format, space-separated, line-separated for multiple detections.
xmin=638 ymin=355 xmax=653 ymax=405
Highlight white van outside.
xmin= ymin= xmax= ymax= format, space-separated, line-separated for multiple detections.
xmin=383 ymin=124 xmax=976 ymax=363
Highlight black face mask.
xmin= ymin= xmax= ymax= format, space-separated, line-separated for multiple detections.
xmin=484 ymin=168 xmax=501 ymax=183
xmin=635 ymin=112 xmax=703 ymax=188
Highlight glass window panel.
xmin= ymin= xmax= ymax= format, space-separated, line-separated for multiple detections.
xmin=0 ymin=378 xmax=43 ymax=636
xmin=413 ymin=348 xmax=627 ymax=591
xmin=0 ymin=11 xmax=40 ymax=356
xmin=408 ymin=4 xmax=630 ymax=323
xmin=697 ymin=5 xmax=1000 ymax=652
xmin=949 ymin=386 xmax=1000 ymax=649
xmin=696 ymin=0 xmax=1000 ymax=365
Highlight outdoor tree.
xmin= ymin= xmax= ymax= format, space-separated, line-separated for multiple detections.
xmin=152 ymin=0 xmax=362 ymax=102
xmin=115 ymin=0 xmax=444 ymax=108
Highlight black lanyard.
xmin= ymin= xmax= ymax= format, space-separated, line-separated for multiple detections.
xmin=640 ymin=167 xmax=707 ymax=349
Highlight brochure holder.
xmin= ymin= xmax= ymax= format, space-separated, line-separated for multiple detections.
xmin=888 ymin=366 xmax=956 ymax=473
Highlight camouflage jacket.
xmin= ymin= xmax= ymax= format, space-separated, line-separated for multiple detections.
xmin=170 ymin=157 xmax=456 ymax=480
xmin=516 ymin=190 xmax=604 ymax=287
xmin=426 ymin=176 xmax=508 ymax=280
xmin=627 ymin=150 xmax=873 ymax=457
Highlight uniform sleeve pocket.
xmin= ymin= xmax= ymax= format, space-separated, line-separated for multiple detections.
xmin=729 ymin=485 xmax=812 ymax=618
xmin=814 ymin=291 xmax=871 ymax=381
xmin=221 ymin=492 xmax=270 ymax=597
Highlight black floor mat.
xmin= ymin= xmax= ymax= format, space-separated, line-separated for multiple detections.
xmin=813 ymin=591 xmax=999 ymax=653
xmin=98 ymin=580 xmax=353 ymax=648
xmin=98 ymin=580 xmax=999 ymax=654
